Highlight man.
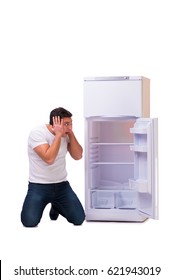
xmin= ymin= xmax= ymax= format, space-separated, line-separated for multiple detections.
xmin=21 ymin=107 xmax=85 ymax=227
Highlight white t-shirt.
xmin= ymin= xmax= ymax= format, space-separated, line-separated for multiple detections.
xmin=28 ymin=124 xmax=69 ymax=183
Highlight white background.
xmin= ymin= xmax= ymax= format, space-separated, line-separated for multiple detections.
xmin=0 ymin=0 xmax=173 ymax=279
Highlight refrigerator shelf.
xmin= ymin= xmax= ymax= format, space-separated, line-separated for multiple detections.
xmin=91 ymin=187 xmax=135 ymax=192
xmin=89 ymin=144 xmax=134 ymax=163
xmin=91 ymin=162 xmax=134 ymax=165
xmin=90 ymin=180 xmax=133 ymax=191
xmin=90 ymin=142 xmax=133 ymax=146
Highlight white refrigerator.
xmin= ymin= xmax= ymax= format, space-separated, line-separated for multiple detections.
xmin=84 ymin=76 xmax=158 ymax=222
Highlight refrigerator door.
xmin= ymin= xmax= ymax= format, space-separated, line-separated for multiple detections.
xmin=130 ymin=118 xmax=158 ymax=219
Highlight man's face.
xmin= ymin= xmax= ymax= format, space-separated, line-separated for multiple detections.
xmin=62 ymin=117 xmax=73 ymax=136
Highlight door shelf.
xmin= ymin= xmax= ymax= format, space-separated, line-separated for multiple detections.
xmin=130 ymin=145 xmax=147 ymax=152
xmin=130 ymin=128 xmax=147 ymax=134
xmin=129 ymin=179 xmax=148 ymax=192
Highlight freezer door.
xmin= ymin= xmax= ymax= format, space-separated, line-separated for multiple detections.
xmin=84 ymin=77 xmax=150 ymax=118
xmin=130 ymin=118 xmax=158 ymax=219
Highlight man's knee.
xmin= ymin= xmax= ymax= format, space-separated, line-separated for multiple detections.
xmin=21 ymin=213 xmax=40 ymax=227
xmin=73 ymin=218 xmax=85 ymax=226
xmin=21 ymin=220 xmax=39 ymax=227
xmin=69 ymin=211 xmax=85 ymax=226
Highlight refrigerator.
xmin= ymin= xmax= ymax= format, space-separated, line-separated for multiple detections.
xmin=84 ymin=76 xmax=158 ymax=222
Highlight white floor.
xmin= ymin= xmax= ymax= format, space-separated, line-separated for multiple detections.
xmin=1 ymin=201 xmax=172 ymax=279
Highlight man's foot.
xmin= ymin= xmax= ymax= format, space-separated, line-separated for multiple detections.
xmin=49 ymin=206 xmax=59 ymax=220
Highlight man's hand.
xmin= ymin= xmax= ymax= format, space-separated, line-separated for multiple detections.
xmin=52 ymin=116 xmax=64 ymax=136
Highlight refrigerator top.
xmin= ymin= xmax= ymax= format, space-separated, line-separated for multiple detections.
xmin=84 ymin=76 xmax=148 ymax=81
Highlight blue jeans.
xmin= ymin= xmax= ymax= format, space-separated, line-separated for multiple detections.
xmin=21 ymin=181 xmax=85 ymax=227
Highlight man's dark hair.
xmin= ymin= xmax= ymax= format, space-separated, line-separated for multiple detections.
xmin=49 ymin=107 xmax=72 ymax=125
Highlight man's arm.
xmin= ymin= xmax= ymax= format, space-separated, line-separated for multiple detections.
xmin=67 ymin=131 xmax=83 ymax=160
xmin=34 ymin=117 xmax=64 ymax=164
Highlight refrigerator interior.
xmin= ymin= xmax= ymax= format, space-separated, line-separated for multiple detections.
xmin=85 ymin=117 xmax=152 ymax=213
